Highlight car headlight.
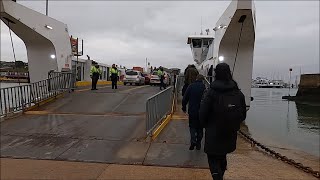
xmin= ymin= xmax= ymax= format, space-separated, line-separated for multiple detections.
xmin=136 ymin=78 xmax=140 ymax=81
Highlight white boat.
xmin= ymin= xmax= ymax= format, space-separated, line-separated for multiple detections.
xmin=253 ymin=78 xmax=285 ymax=88
xmin=187 ymin=0 xmax=256 ymax=108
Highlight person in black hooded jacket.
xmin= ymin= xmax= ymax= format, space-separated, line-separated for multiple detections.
xmin=199 ymin=63 xmax=247 ymax=180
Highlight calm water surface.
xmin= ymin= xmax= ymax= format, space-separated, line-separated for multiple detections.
xmin=246 ymin=88 xmax=320 ymax=157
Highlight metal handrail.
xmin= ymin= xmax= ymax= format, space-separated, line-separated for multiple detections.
xmin=1 ymin=72 xmax=75 ymax=117
xmin=203 ymin=77 xmax=211 ymax=89
xmin=146 ymin=86 xmax=173 ymax=135
xmin=145 ymin=75 xmax=184 ymax=136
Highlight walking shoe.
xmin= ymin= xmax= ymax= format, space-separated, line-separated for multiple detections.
xmin=196 ymin=144 xmax=201 ymax=150
xmin=189 ymin=143 xmax=196 ymax=150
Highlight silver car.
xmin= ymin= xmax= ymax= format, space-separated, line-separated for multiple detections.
xmin=123 ymin=70 xmax=145 ymax=86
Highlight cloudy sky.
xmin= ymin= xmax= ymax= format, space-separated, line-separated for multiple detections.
xmin=1 ymin=1 xmax=319 ymax=80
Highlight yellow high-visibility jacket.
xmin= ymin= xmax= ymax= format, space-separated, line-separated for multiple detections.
xmin=157 ymin=69 xmax=164 ymax=76
xmin=109 ymin=68 xmax=118 ymax=76
xmin=90 ymin=66 xmax=102 ymax=76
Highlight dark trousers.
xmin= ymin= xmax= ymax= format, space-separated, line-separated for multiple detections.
xmin=160 ymin=77 xmax=165 ymax=90
xmin=189 ymin=127 xmax=203 ymax=145
xmin=207 ymin=154 xmax=227 ymax=180
xmin=91 ymin=74 xmax=99 ymax=90
xmin=111 ymin=75 xmax=117 ymax=89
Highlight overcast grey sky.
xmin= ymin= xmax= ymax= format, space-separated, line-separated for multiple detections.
xmin=1 ymin=1 xmax=319 ymax=80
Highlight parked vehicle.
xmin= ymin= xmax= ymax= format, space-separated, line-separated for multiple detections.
xmin=142 ymin=73 xmax=150 ymax=85
xmin=150 ymin=71 xmax=160 ymax=85
xmin=150 ymin=71 xmax=171 ymax=86
xmin=123 ymin=70 xmax=145 ymax=86
xmin=133 ymin=66 xmax=144 ymax=72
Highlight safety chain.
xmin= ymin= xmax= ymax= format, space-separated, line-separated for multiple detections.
xmin=238 ymin=130 xmax=320 ymax=179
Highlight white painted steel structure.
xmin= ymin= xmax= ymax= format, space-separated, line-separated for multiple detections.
xmin=1 ymin=0 xmax=72 ymax=83
xmin=187 ymin=0 xmax=256 ymax=107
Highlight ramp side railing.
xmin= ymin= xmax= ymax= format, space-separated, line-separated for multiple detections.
xmin=146 ymin=75 xmax=184 ymax=136
xmin=1 ymin=72 xmax=75 ymax=117
xmin=146 ymin=86 xmax=173 ymax=136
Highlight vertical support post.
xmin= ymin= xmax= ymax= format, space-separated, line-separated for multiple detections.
xmin=289 ymin=68 xmax=292 ymax=96
xmin=46 ymin=0 xmax=48 ymax=16
xmin=82 ymin=39 xmax=84 ymax=56
xmin=146 ymin=58 xmax=147 ymax=73
xmin=76 ymin=38 xmax=79 ymax=81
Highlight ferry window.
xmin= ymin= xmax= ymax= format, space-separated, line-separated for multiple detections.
xmin=203 ymin=39 xmax=209 ymax=46
xmin=126 ymin=71 xmax=138 ymax=75
xmin=192 ymin=39 xmax=202 ymax=48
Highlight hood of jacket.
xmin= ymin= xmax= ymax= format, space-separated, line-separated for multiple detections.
xmin=210 ymin=80 xmax=238 ymax=92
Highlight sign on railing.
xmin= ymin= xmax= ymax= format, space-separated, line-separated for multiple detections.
xmin=0 ymin=72 xmax=75 ymax=117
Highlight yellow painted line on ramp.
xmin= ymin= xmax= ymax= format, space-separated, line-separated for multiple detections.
xmin=76 ymin=81 xmax=124 ymax=87
xmin=172 ymin=115 xmax=188 ymax=120
xmin=151 ymin=114 xmax=172 ymax=141
xmin=24 ymin=111 xmax=51 ymax=115
xmin=24 ymin=94 xmax=64 ymax=112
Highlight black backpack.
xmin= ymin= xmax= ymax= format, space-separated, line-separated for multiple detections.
xmin=213 ymin=89 xmax=245 ymax=136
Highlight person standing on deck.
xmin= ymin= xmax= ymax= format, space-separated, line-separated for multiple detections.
xmin=157 ymin=67 xmax=165 ymax=90
xmin=110 ymin=64 xmax=119 ymax=89
xmin=182 ymin=64 xmax=199 ymax=96
xmin=182 ymin=74 xmax=206 ymax=150
xmin=199 ymin=63 xmax=247 ymax=180
xmin=182 ymin=65 xmax=191 ymax=96
xmin=90 ymin=62 xmax=102 ymax=90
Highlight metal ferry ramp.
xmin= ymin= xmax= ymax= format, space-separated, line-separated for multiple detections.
xmin=1 ymin=75 xmax=319 ymax=180
xmin=1 ymin=78 xmax=161 ymax=164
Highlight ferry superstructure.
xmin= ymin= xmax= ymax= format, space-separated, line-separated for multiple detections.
xmin=187 ymin=0 xmax=256 ymax=108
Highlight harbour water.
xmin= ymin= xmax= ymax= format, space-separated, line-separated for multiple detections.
xmin=246 ymin=88 xmax=320 ymax=157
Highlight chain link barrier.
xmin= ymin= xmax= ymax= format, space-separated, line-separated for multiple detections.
xmin=238 ymin=130 xmax=320 ymax=179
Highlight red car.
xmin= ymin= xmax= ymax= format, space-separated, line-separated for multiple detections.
xmin=142 ymin=73 xmax=150 ymax=85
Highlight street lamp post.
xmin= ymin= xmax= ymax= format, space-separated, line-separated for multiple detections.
xmin=46 ymin=0 xmax=48 ymax=16
xmin=288 ymin=68 xmax=292 ymax=96
xmin=145 ymin=58 xmax=147 ymax=73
